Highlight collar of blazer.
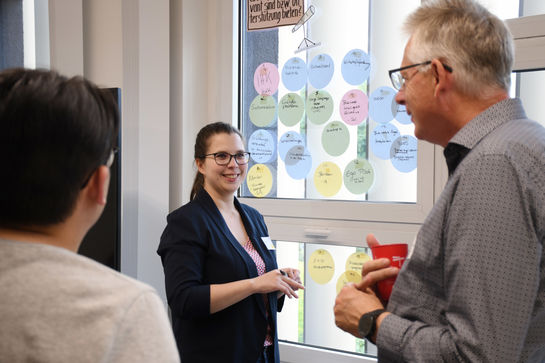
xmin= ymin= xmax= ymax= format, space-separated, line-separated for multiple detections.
xmin=195 ymin=188 xmax=276 ymax=318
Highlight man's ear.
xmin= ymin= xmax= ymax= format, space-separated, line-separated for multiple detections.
xmin=431 ymin=59 xmax=452 ymax=97
xmin=86 ymin=166 xmax=110 ymax=205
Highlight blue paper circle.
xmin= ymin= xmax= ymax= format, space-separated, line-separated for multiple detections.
xmin=248 ymin=129 xmax=277 ymax=164
xmin=390 ymin=135 xmax=418 ymax=173
xmin=369 ymin=86 xmax=397 ymax=124
xmin=278 ymin=131 xmax=305 ymax=160
xmin=394 ymin=103 xmax=411 ymax=125
xmin=341 ymin=49 xmax=371 ymax=85
xmin=285 ymin=145 xmax=312 ymax=180
xmin=282 ymin=57 xmax=308 ymax=92
xmin=369 ymin=123 xmax=400 ymax=160
xmin=308 ymin=54 xmax=334 ymax=90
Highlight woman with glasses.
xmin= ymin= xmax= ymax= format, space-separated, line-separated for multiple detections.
xmin=158 ymin=122 xmax=303 ymax=363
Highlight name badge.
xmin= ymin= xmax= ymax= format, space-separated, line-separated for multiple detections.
xmin=261 ymin=236 xmax=275 ymax=250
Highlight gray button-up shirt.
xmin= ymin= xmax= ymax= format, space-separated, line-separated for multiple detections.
xmin=377 ymin=99 xmax=545 ymax=362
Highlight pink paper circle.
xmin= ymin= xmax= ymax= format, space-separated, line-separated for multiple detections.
xmin=340 ymin=89 xmax=368 ymax=125
xmin=254 ymin=62 xmax=279 ymax=96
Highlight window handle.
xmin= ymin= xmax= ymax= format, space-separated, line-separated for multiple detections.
xmin=304 ymin=229 xmax=331 ymax=239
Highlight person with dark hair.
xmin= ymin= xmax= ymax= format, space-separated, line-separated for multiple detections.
xmin=0 ymin=68 xmax=179 ymax=362
xmin=158 ymin=121 xmax=304 ymax=363
xmin=334 ymin=0 xmax=545 ymax=362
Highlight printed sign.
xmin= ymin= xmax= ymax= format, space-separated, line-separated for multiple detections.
xmin=247 ymin=0 xmax=305 ymax=31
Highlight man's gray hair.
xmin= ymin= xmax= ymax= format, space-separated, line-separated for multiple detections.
xmin=404 ymin=0 xmax=514 ymax=98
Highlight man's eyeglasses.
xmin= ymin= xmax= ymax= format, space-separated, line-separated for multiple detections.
xmin=201 ymin=152 xmax=251 ymax=166
xmin=388 ymin=61 xmax=453 ymax=91
xmin=80 ymin=147 xmax=119 ymax=188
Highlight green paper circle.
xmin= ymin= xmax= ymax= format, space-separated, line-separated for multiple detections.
xmin=278 ymin=93 xmax=305 ymax=127
xmin=344 ymin=158 xmax=374 ymax=194
xmin=322 ymin=121 xmax=349 ymax=156
xmin=249 ymin=95 xmax=277 ymax=127
xmin=306 ymin=90 xmax=334 ymax=125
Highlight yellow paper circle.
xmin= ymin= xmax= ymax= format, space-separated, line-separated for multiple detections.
xmin=345 ymin=252 xmax=372 ymax=274
xmin=314 ymin=162 xmax=342 ymax=197
xmin=308 ymin=249 xmax=335 ymax=285
xmin=336 ymin=270 xmax=362 ymax=295
xmin=246 ymin=164 xmax=273 ymax=197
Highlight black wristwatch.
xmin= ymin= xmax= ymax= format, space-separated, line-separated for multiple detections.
xmin=358 ymin=309 xmax=386 ymax=340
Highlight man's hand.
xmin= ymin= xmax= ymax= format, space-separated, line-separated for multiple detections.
xmin=357 ymin=234 xmax=400 ymax=292
xmin=334 ymin=283 xmax=383 ymax=337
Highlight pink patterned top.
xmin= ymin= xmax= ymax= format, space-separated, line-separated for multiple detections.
xmin=242 ymin=238 xmax=273 ymax=347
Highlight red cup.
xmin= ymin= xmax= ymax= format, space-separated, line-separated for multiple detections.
xmin=370 ymin=243 xmax=408 ymax=302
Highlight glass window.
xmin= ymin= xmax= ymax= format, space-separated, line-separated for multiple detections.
xmin=240 ymin=0 xmax=422 ymax=204
xmin=518 ymin=70 xmax=545 ymax=125
xmin=0 ymin=0 xmax=24 ymax=70
xmin=276 ymin=240 xmax=378 ymax=357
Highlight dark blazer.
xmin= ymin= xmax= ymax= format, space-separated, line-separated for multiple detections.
xmin=157 ymin=189 xmax=283 ymax=363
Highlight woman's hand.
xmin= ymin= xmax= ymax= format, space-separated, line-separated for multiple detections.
xmin=253 ymin=269 xmax=304 ymax=298
xmin=280 ymin=267 xmax=302 ymax=289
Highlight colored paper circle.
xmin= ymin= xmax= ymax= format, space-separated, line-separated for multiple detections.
xmin=314 ymin=162 xmax=342 ymax=197
xmin=369 ymin=123 xmax=400 ymax=160
xmin=249 ymin=95 xmax=277 ymax=127
xmin=254 ymin=62 xmax=279 ymax=96
xmin=322 ymin=121 xmax=350 ymax=157
xmin=340 ymin=89 xmax=368 ymax=126
xmin=308 ymin=53 xmax=334 ymax=90
xmin=278 ymin=93 xmax=305 ymax=127
xmin=278 ymin=131 xmax=304 ymax=160
xmin=343 ymin=159 xmax=375 ymax=195
xmin=306 ymin=90 xmax=334 ymax=125
xmin=369 ymin=86 xmax=397 ymax=124
xmin=282 ymin=57 xmax=307 ymax=91
xmin=336 ymin=270 xmax=362 ymax=295
xmin=341 ymin=49 xmax=371 ymax=85
xmin=285 ymin=145 xmax=312 ymax=180
xmin=345 ymin=252 xmax=372 ymax=273
xmin=394 ymin=103 xmax=411 ymax=125
xmin=308 ymin=249 xmax=335 ymax=285
xmin=390 ymin=135 xmax=418 ymax=173
xmin=248 ymin=129 xmax=276 ymax=164
xmin=246 ymin=164 xmax=273 ymax=197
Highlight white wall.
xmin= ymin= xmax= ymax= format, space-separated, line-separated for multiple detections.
xmin=47 ymin=0 xmax=235 ymax=304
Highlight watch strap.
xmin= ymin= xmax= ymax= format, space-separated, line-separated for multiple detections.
xmin=360 ymin=308 xmax=386 ymax=340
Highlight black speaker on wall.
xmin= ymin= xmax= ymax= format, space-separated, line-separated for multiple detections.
xmin=78 ymin=88 xmax=121 ymax=271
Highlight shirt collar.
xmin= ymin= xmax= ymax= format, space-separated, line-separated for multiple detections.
xmin=443 ymin=98 xmax=526 ymax=176
xmin=449 ymin=98 xmax=526 ymax=149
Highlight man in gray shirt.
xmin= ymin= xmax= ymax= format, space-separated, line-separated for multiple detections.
xmin=0 ymin=69 xmax=179 ymax=362
xmin=334 ymin=0 xmax=545 ymax=361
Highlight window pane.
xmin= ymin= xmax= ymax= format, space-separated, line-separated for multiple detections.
xmin=240 ymin=0 xmax=420 ymax=203
xmin=518 ymin=69 xmax=545 ymax=126
xmin=276 ymin=240 xmax=378 ymax=357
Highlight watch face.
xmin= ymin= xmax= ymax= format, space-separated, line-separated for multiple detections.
xmin=358 ymin=315 xmax=373 ymax=338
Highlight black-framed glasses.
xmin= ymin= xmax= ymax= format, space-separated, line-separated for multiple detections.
xmin=80 ymin=147 xmax=119 ymax=188
xmin=388 ymin=61 xmax=453 ymax=91
xmin=201 ymin=151 xmax=250 ymax=166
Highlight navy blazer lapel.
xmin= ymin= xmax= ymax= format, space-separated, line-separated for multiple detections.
xmin=194 ymin=189 xmax=258 ymax=277
xmin=234 ymin=197 xmax=275 ymax=270
xmin=194 ymin=189 xmax=271 ymax=319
